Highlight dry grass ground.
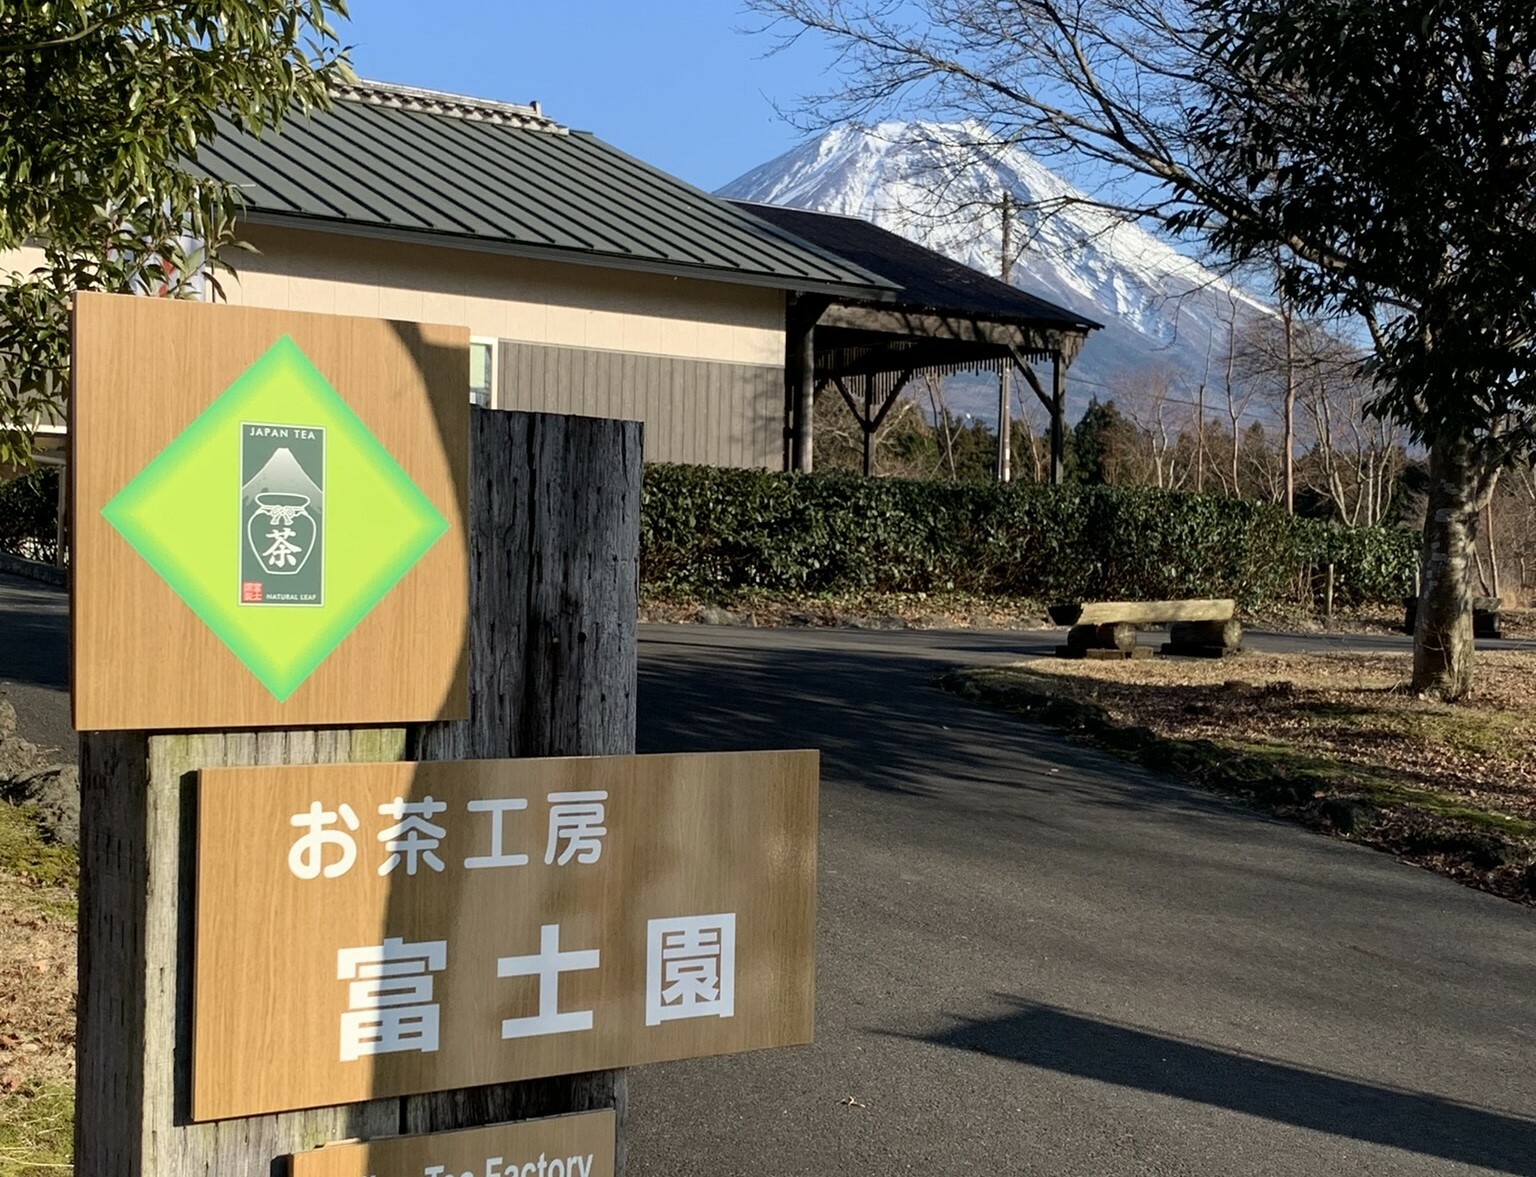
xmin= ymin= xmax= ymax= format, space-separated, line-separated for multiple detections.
xmin=0 ymin=804 xmax=76 ymax=1176
xmin=641 ymin=589 xmax=1536 ymax=638
xmin=948 ymin=648 xmax=1536 ymax=904
xmin=639 ymin=588 xmax=1055 ymax=629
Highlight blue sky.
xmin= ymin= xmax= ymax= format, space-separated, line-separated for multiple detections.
xmin=343 ymin=2 xmax=833 ymax=192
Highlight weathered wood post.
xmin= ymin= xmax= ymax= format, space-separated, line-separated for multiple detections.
xmin=75 ymin=406 xmax=641 ymax=1174
xmin=402 ymin=409 xmax=640 ymax=1151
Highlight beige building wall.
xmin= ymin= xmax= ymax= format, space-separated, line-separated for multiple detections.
xmin=219 ymin=224 xmax=787 ymax=468
xmin=0 ymin=244 xmax=48 ymax=276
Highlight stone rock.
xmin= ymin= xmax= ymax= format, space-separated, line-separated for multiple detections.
xmin=2 ymin=763 xmax=80 ymax=847
xmin=696 ymin=605 xmax=736 ymax=626
xmin=0 ymin=734 xmax=38 ymax=782
xmin=0 ymin=699 xmax=15 ymax=739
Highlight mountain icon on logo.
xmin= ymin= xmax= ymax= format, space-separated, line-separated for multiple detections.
xmin=241 ymin=445 xmax=324 ymax=516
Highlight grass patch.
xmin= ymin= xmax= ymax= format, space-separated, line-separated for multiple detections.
xmin=945 ymin=651 xmax=1536 ymax=904
xmin=0 ymin=1083 xmax=71 ymax=1176
xmin=0 ymin=807 xmax=75 ymax=896
xmin=0 ymin=802 xmax=77 ymax=1175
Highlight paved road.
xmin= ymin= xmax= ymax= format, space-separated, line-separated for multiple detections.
xmin=0 ymin=563 xmax=1523 ymax=758
xmin=2 ymin=572 xmax=1534 ymax=1173
xmin=0 ymin=570 xmax=70 ymax=756
xmin=628 ymin=625 xmax=1536 ymax=1177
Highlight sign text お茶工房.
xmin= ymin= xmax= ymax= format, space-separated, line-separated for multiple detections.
xmin=192 ymin=751 xmax=817 ymax=1120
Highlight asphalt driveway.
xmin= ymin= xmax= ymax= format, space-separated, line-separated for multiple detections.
xmin=627 ymin=625 xmax=1536 ymax=1177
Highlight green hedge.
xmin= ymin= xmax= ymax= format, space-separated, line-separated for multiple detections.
xmin=641 ymin=463 xmax=1419 ymax=609
xmin=0 ymin=466 xmax=60 ymax=564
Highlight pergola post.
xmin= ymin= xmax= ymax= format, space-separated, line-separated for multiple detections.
xmin=785 ymin=295 xmax=828 ymax=473
xmin=1050 ymin=349 xmax=1066 ymax=486
xmin=862 ymin=376 xmax=874 ymax=477
xmin=996 ymin=366 xmax=1012 ymax=484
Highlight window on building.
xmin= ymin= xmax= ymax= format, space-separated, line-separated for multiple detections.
xmin=470 ymin=339 xmax=497 ymax=407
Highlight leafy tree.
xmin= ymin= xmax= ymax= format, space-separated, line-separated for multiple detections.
xmin=750 ymin=0 xmax=1536 ymax=698
xmin=0 ymin=0 xmax=351 ymax=467
xmin=1070 ymin=396 xmax=1143 ymax=485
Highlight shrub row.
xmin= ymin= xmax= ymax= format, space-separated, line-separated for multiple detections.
xmin=0 ymin=465 xmax=60 ymax=564
xmin=641 ymin=463 xmax=1420 ymax=609
xmin=0 ymin=462 xmax=1420 ymax=609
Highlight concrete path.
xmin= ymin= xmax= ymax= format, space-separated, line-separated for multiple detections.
xmin=627 ymin=625 xmax=1536 ymax=1177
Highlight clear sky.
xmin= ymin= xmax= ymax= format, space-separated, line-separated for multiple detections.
xmin=342 ymin=2 xmax=833 ymax=193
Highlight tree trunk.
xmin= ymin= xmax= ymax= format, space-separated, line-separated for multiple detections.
xmin=1413 ymin=435 xmax=1481 ymax=700
xmin=1195 ymin=384 xmax=1206 ymax=492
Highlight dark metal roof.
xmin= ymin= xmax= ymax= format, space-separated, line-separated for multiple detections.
xmin=727 ymin=200 xmax=1101 ymax=331
xmin=188 ymin=82 xmax=897 ymax=300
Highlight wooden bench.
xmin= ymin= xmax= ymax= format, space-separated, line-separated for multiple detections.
xmin=1048 ymin=599 xmax=1241 ymax=659
xmin=1401 ymin=595 xmax=1503 ymax=640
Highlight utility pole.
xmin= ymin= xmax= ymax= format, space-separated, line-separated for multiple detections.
xmin=997 ymin=192 xmax=1013 ymax=484
xmin=1281 ymin=291 xmax=1297 ymax=514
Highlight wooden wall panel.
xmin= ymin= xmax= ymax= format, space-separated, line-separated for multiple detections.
xmin=495 ymin=340 xmax=780 ymax=468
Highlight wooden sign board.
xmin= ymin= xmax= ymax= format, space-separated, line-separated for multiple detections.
xmin=71 ymin=292 xmax=469 ymax=731
xmin=192 ymin=750 xmax=818 ymax=1121
xmin=288 ymin=1111 xmax=615 ymax=1177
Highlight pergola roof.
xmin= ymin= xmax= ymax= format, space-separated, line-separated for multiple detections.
xmin=729 ymin=200 xmax=1100 ymax=331
xmin=729 ymin=200 xmax=1100 ymax=407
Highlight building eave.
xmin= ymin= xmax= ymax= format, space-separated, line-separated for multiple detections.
xmin=239 ymin=210 xmax=899 ymax=304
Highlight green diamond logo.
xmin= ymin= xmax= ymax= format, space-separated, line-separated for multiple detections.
xmin=102 ymin=336 xmax=449 ymax=701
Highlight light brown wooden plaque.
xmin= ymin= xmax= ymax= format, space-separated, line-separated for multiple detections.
xmin=192 ymin=750 xmax=818 ymax=1121
xmin=288 ymin=1111 xmax=615 ymax=1177
xmin=71 ymin=292 xmax=469 ymax=731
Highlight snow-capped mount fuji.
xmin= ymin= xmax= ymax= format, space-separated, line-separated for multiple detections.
xmin=242 ymin=447 xmax=325 ymax=515
xmin=719 ymin=122 xmax=1271 ymax=422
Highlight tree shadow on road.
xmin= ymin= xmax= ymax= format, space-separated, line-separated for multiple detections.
xmin=0 ymin=573 xmax=67 ymax=691
xmin=637 ymin=629 xmax=1270 ymax=828
xmin=894 ymin=996 xmax=1536 ymax=1176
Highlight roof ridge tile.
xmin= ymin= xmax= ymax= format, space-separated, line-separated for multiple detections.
xmin=332 ymin=79 xmax=566 ymax=134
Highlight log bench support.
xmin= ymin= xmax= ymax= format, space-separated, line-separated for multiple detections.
xmin=1160 ymin=618 xmax=1244 ymax=659
xmin=1402 ymin=595 xmax=1503 ymax=640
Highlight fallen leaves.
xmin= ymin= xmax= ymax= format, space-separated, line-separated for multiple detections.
xmin=1026 ymin=650 xmax=1536 ymax=820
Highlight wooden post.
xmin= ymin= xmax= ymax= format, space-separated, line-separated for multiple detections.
xmin=1325 ymin=562 xmax=1336 ymax=629
xmin=404 ymin=409 xmax=639 ymax=1157
xmin=1050 ymin=350 xmax=1066 ymax=486
xmin=75 ymin=407 xmax=642 ymax=1176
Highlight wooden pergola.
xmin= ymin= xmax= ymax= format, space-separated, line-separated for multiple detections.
xmin=732 ymin=201 xmax=1100 ymax=481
